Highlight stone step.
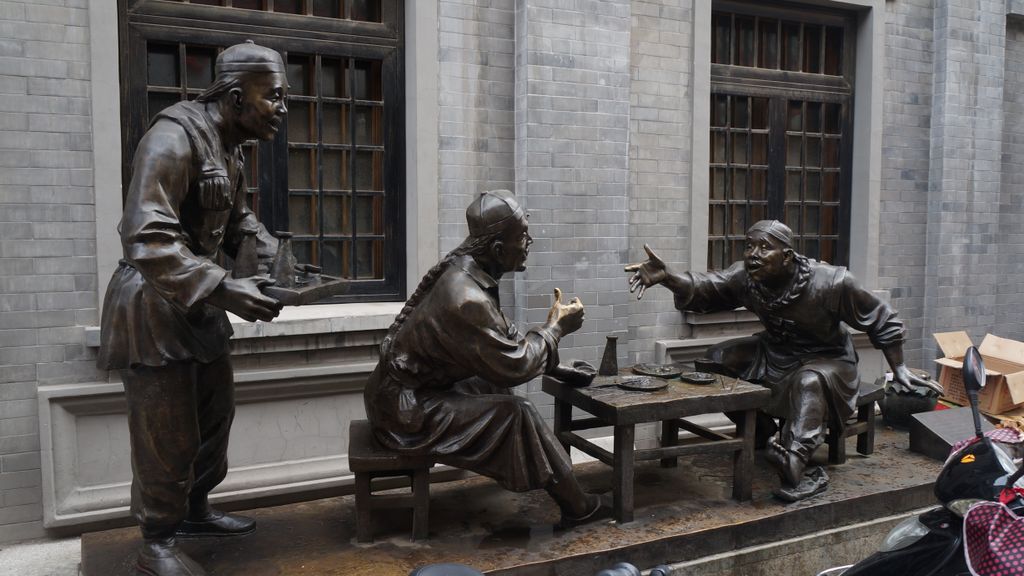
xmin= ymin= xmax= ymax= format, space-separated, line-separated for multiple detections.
xmin=82 ymin=428 xmax=940 ymax=576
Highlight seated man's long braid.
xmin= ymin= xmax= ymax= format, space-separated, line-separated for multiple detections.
xmin=380 ymin=231 xmax=503 ymax=359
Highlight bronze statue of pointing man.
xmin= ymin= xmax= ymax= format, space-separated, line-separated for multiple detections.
xmin=626 ymin=220 xmax=937 ymax=500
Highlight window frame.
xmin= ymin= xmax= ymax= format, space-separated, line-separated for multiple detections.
xmin=708 ymin=0 xmax=856 ymax=268
xmin=118 ymin=0 xmax=407 ymax=302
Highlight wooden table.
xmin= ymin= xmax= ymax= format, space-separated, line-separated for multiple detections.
xmin=542 ymin=371 xmax=770 ymax=523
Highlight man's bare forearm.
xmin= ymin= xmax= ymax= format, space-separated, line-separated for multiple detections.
xmin=881 ymin=344 xmax=905 ymax=372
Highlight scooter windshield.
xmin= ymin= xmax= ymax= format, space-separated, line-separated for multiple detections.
xmin=936 ymin=438 xmax=1021 ymax=504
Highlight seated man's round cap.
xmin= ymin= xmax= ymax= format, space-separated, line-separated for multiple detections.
xmin=748 ymin=219 xmax=794 ymax=248
xmin=466 ymin=189 xmax=525 ymax=237
xmin=215 ymin=40 xmax=285 ymax=75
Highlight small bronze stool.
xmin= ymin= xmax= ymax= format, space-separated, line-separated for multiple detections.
xmin=349 ymin=419 xmax=433 ymax=542
xmin=826 ymin=380 xmax=884 ymax=464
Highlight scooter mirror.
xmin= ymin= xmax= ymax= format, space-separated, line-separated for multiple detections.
xmin=963 ymin=346 xmax=986 ymax=394
xmin=963 ymin=346 xmax=987 ymax=439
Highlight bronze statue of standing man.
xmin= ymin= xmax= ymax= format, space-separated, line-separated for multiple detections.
xmin=98 ymin=42 xmax=286 ymax=576
xmin=626 ymin=220 xmax=937 ymax=500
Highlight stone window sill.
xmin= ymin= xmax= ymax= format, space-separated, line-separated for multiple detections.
xmin=84 ymin=302 xmax=404 ymax=347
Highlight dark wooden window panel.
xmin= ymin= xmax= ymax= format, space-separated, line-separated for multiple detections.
xmin=156 ymin=0 xmax=381 ymax=21
xmin=120 ymin=0 xmax=404 ymax=302
xmin=709 ymin=1 xmax=854 ymax=270
xmin=708 ymin=93 xmax=771 ymax=270
xmin=283 ymin=52 xmax=387 ymax=281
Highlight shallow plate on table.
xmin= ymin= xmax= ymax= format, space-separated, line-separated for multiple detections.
xmin=632 ymin=363 xmax=683 ymax=379
xmin=617 ymin=376 xmax=669 ymax=391
xmin=679 ymin=371 xmax=717 ymax=385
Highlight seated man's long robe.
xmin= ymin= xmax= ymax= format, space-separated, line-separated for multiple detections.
xmin=364 ymin=254 xmax=567 ymax=492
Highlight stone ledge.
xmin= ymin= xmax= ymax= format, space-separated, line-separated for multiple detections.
xmin=36 ymin=360 xmax=376 ymax=529
xmin=80 ymin=428 xmax=940 ymax=576
xmin=682 ymin=308 xmax=758 ymax=326
xmin=83 ymin=302 xmax=404 ymax=347
xmin=656 ymin=331 xmax=887 ymax=382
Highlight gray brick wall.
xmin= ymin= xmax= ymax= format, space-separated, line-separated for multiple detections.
xmin=514 ymin=0 xmax=632 ymax=416
xmin=627 ymin=0 xmax=691 ymax=364
xmin=995 ymin=19 xmax=1024 ymax=342
xmin=922 ymin=0 xmax=1007 ymax=363
xmin=879 ymin=0 xmax=935 ymax=369
xmin=0 ymin=0 xmax=100 ymax=542
xmin=437 ymin=0 xmax=517 ymax=257
xmin=436 ymin=0 xmax=519 ymax=322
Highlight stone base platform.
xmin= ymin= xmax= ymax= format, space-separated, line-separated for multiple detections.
xmin=82 ymin=429 xmax=941 ymax=576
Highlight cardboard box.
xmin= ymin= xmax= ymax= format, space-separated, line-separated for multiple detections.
xmin=934 ymin=331 xmax=1024 ymax=415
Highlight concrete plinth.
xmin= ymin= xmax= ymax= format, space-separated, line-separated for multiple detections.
xmin=81 ymin=429 xmax=941 ymax=576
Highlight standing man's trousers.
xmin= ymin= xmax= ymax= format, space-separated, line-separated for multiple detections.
xmin=122 ymin=356 xmax=235 ymax=539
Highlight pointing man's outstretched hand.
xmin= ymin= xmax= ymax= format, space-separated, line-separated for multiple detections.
xmin=624 ymin=244 xmax=668 ymax=300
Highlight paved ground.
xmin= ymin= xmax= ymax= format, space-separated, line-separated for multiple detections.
xmin=0 ymin=428 xmax=940 ymax=576
xmin=79 ymin=428 xmax=940 ymax=576
xmin=0 ymin=536 xmax=80 ymax=576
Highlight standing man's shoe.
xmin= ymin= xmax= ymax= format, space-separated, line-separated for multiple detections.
xmin=177 ymin=508 xmax=256 ymax=538
xmin=136 ymin=537 xmax=206 ymax=576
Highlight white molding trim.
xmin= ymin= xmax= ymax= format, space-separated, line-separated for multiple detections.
xmin=83 ymin=302 xmax=403 ymax=347
xmin=88 ymin=0 xmax=124 ymax=312
xmin=847 ymin=0 xmax=885 ymax=287
xmin=405 ymin=0 xmax=440 ymax=285
xmin=37 ymin=368 xmax=372 ymax=528
xmin=689 ymin=0 xmax=712 ymax=273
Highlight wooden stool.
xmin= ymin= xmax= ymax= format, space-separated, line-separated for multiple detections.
xmin=349 ymin=419 xmax=434 ymax=542
xmin=826 ymin=380 xmax=884 ymax=464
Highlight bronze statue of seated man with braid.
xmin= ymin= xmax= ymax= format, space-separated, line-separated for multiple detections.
xmin=364 ymin=189 xmax=607 ymax=526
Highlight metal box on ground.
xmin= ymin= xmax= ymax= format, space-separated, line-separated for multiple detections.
xmin=909 ymin=407 xmax=994 ymax=461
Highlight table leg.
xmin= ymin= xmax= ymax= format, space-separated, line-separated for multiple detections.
xmin=553 ymin=398 xmax=572 ymax=455
xmin=660 ymin=419 xmax=679 ymax=468
xmin=613 ymin=424 xmax=635 ymax=523
xmin=732 ymin=409 xmax=755 ymax=501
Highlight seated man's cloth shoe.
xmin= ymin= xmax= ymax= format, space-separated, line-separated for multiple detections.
xmin=773 ymin=466 xmax=830 ymax=502
xmin=557 ymin=493 xmax=613 ymax=529
xmin=766 ymin=438 xmax=830 ymax=502
xmin=136 ymin=537 xmax=207 ymax=576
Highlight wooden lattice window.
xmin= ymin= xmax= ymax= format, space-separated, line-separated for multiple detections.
xmin=708 ymin=1 xmax=853 ymax=270
xmin=284 ymin=53 xmax=386 ymax=280
xmin=709 ymin=94 xmax=769 ymax=266
xmin=161 ymin=0 xmax=381 ymax=21
xmin=120 ymin=0 xmax=405 ymax=301
xmin=783 ymin=100 xmax=843 ymax=263
xmin=712 ymin=11 xmax=845 ymax=75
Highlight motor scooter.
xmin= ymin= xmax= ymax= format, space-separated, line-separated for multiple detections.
xmin=817 ymin=346 xmax=1024 ymax=576
xmin=409 ymin=561 xmax=672 ymax=576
